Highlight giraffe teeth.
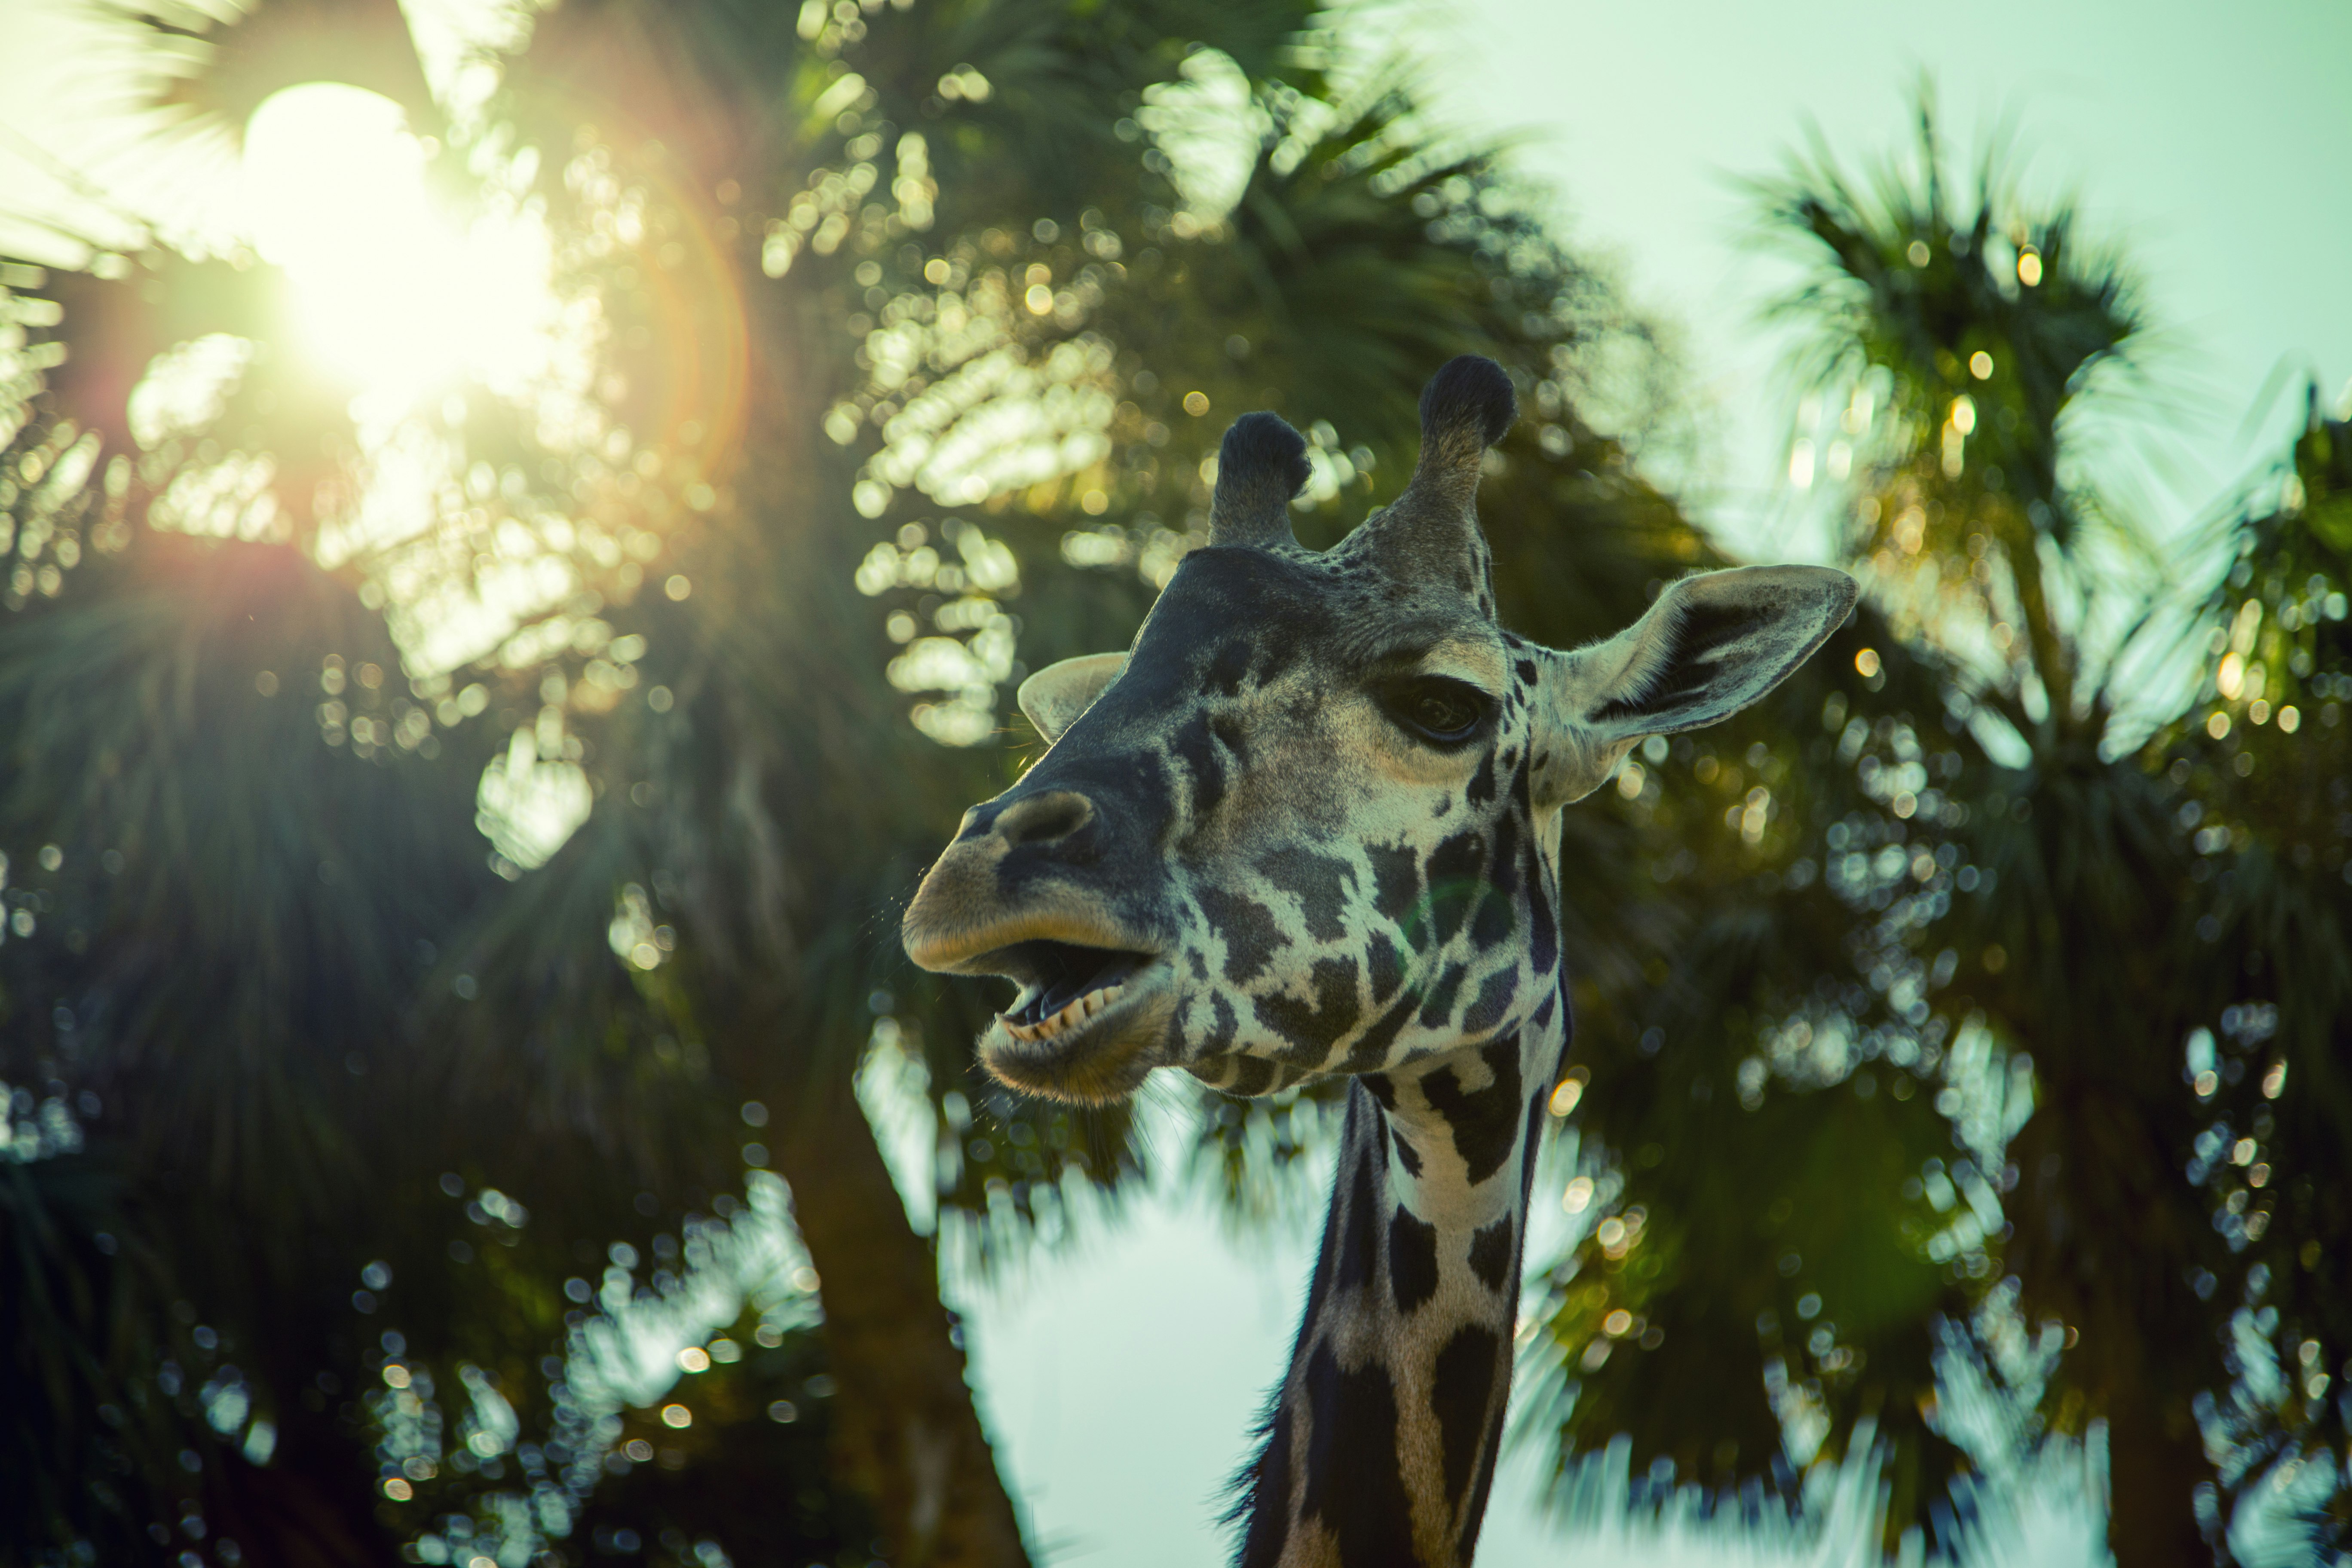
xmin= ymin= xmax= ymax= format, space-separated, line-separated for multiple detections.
xmin=999 ymin=983 xmax=1130 ymax=1045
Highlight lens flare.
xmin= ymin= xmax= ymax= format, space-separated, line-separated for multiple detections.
xmin=242 ymin=83 xmax=556 ymax=402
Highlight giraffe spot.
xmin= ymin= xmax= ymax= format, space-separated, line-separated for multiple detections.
xmin=1207 ymin=639 xmax=1251 ymax=696
xmin=1419 ymin=1038 xmax=1523 ymax=1185
xmin=1532 ymin=990 xmax=1556 ymax=1030
xmin=1431 ymin=1324 xmax=1502 ymax=1513
xmin=1529 ymin=884 xmax=1558 ymax=976
xmin=1416 ymin=962 xmax=1467 ymax=1030
xmin=1259 ymin=956 xmax=1361 ymax=1057
xmin=1390 ymin=1127 xmax=1422 ymax=1178
xmin=1265 ymin=1061 xmax=1314 ymax=1096
xmin=1469 ymin=888 xmax=1516 ymax=953
xmin=1424 ymin=831 xmax=1487 ymax=943
xmin=1366 ymin=931 xmax=1405 ymax=1005
xmin=1341 ymin=994 xmax=1415 ymax=1074
xmin=1231 ymin=1403 xmax=1293 ymax=1568
xmin=1134 ymin=747 xmax=1178 ymax=836
xmin=1357 ymin=1073 xmax=1396 ymax=1110
xmin=1170 ymin=713 xmax=1227 ymax=821
xmin=1367 ymin=844 xmax=1421 ymax=922
xmin=1197 ymin=886 xmax=1287 ymax=984
xmin=1459 ymin=1396 xmax=1508 ymax=1559
xmin=1460 ymin=968 xmax=1519 ymax=1035
xmin=1467 ymin=1217 xmax=1513 ymax=1292
xmin=1519 ymin=1069 xmax=1555 ymax=1206
xmin=1188 ymin=1057 xmax=1242 ymax=1092
xmin=1514 ymin=658 xmax=1538 ymax=684
xmin=1488 ymin=809 xmax=1522 ymax=895
xmin=1335 ymin=1147 xmax=1380 ymax=1293
xmin=1206 ymin=992 xmax=1238 ymax=1052
xmin=1388 ymin=1209 xmax=1438 ymax=1312
xmin=1465 ymin=753 xmax=1496 ymax=806
xmin=1260 ymin=846 xmax=1355 ymax=943
xmin=1299 ymin=1341 xmax=1414 ymax=1567
xmin=1226 ymin=1056 xmax=1277 ymax=1097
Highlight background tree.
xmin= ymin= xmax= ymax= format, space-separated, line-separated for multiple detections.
xmin=12 ymin=11 xmax=2343 ymax=1564
xmin=0 ymin=2 xmax=1687 ymax=1564
xmin=1515 ymin=102 xmax=2352 ymax=1568
xmin=2163 ymin=395 xmax=2352 ymax=1559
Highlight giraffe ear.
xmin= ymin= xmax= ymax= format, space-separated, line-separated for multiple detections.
xmin=1528 ymin=566 xmax=1857 ymax=808
xmin=1017 ymin=652 xmax=1128 ymax=743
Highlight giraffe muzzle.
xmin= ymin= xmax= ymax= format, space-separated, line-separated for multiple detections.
xmin=901 ymin=765 xmax=1184 ymax=962
xmin=903 ymin=793 xmax=1181 ymax=1102
xmin=903 ymin=913 xmax=1174 ymax=1102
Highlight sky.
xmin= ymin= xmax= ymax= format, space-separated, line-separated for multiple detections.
xmin=1409 ymin=0 xmax=2352 ymax=563
xmin=949 ymin=1115 xmax=2109 ymax=1568
xmin=5 ymin=0 xmax=2349 ymax=1562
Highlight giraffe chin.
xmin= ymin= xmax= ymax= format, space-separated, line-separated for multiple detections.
xmin=979 ymin=974 xmax=1176 ymax=1106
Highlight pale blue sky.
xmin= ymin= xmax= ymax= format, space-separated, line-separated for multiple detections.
xmin=1414 ymin=0 xmax=2352 ymax=560
xmin=953 ymin=1115 xmax=2107 ymax=1567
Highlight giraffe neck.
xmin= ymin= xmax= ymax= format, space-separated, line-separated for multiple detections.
xmin=1231 ymin=1005 xmax=1566 ymax=1568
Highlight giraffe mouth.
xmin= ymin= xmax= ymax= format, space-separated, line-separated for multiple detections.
xmin=992 ymin=940 xmax=1153 ymax=1042
xmin=971 ymin=939 xmax=1174 ymax=1102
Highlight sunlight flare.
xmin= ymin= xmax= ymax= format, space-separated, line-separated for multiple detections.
xmin=242 ymin=83 xmax=557 ymax=402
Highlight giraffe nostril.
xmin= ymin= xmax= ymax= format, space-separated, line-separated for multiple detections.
xmin=994 ymin=790 xmax=1095 ymax=849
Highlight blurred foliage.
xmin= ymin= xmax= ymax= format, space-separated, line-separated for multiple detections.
xmin=2155 ymin=404 xmax=2352 ymax=1557
xmin=1508 ymin=103 xmax=2352 ymax=1568
xmin=0 ymin=0 xmax=1681 ymax=1564
xmin=4 ymin=6 xmax=2346 ymax=1566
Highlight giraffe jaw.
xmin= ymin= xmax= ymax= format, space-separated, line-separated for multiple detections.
xmin=978 ymin=949 xmax=1177 ymax=1105
xmin=902 ymin=876 xmax=1176 ymax=1101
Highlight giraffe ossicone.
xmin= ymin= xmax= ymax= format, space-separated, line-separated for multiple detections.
xmin=903 ymin=355 xmax=1854 ymax=1565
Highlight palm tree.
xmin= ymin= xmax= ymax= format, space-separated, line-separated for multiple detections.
xmin=1514 ymin=98 xmax=2349 ymax=1568
xmin=1 ymin=2 xmax=1695 ymax=1562
xmin=1761 ymin=103 xmax=2221 ymax=1565
xmin=2161 ymin=394 xmax=2352 ymax=1556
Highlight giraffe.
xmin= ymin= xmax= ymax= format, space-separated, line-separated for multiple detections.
xmin=901 ymin=355 xmax=1856 ymax=1566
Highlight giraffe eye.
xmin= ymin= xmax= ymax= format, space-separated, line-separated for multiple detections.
xmin=1380 ymin=677 xmax=1488 ymax=746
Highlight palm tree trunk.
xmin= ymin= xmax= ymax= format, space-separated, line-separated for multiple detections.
xmin=770 ymin=1062 xmax=1031 ymax=1568
xmin=2104 ymin=1377 xmax=2213 ymax=1568
xmin=2003 ymin=510 xmax=2075 ymax=729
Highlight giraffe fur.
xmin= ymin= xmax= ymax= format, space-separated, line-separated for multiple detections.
xmin=904 ymin=355 xmax=1855 ymax=1565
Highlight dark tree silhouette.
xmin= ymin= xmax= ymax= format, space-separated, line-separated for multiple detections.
xmin=1514 ymin=103 xmax=2352 ymax=1568
xmin=0 ymin=3 xmax=1678 ymax=1563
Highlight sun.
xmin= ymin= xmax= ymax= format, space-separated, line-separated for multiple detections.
xmin=242 ymin=82 xmax=556 ymax=403
xmin=239 ymin=83 xmax=600 ymax=867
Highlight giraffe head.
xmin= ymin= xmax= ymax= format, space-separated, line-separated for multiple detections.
xmin=904 ymin=357 xmax=1854 ymax=1104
